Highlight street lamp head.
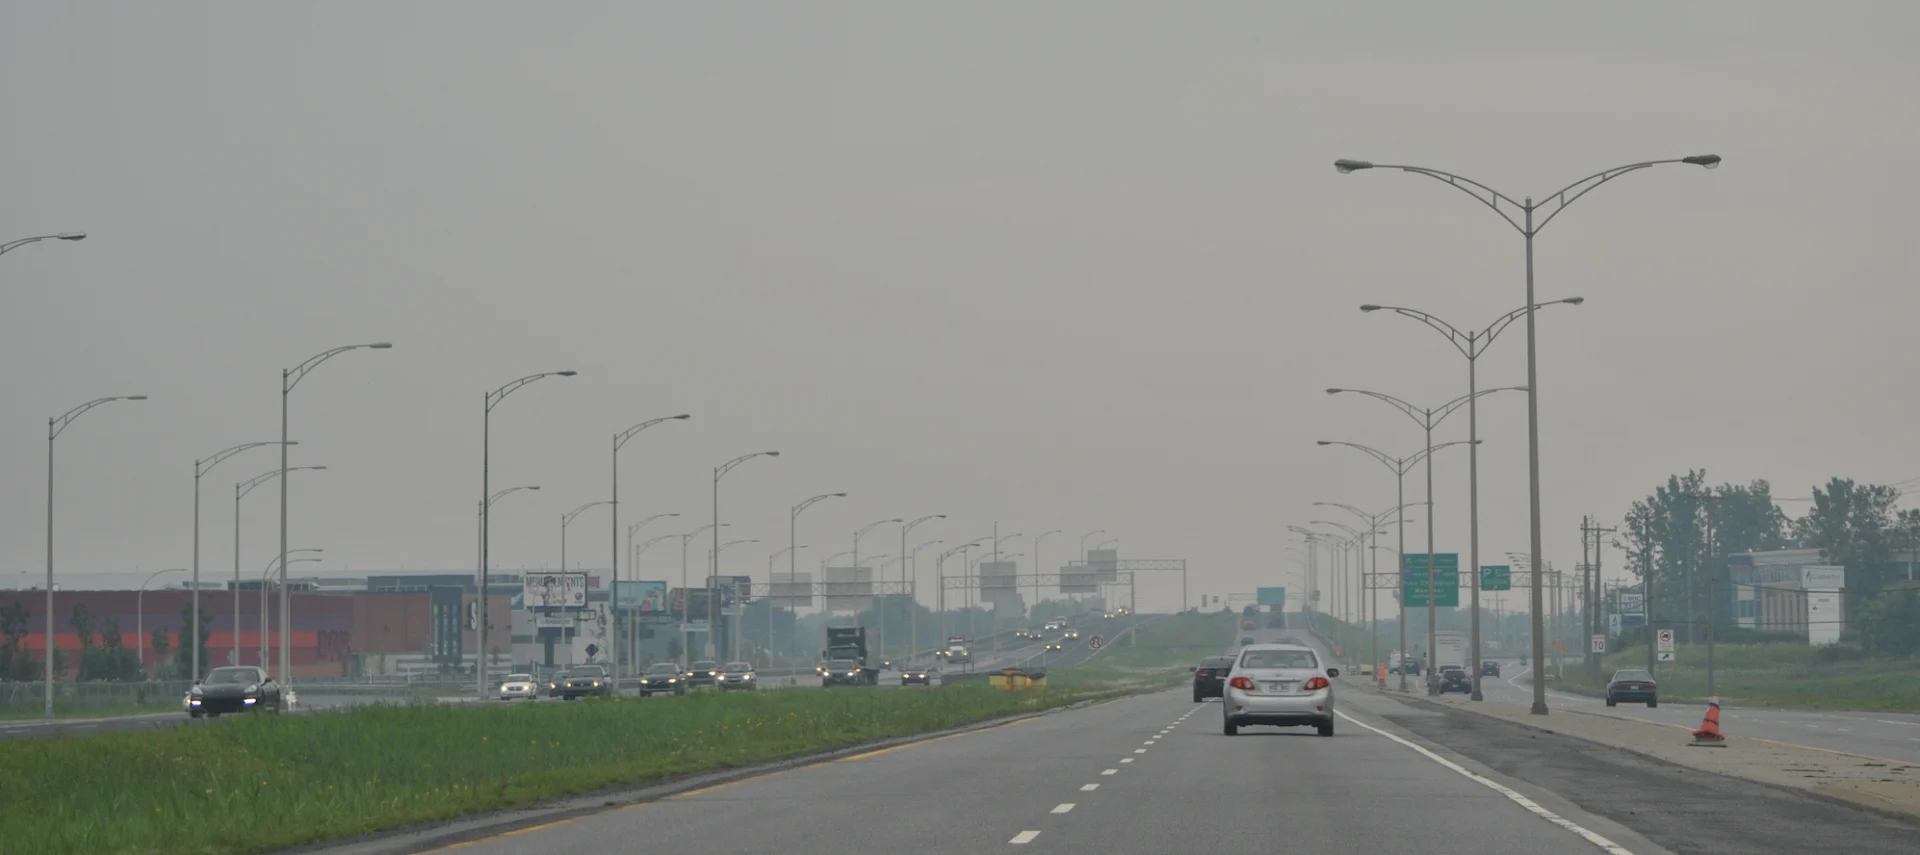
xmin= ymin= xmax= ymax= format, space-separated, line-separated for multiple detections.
xmin=56 ymin=232 xmax=86 ymax=241
xmin=672 ymin=413 xmax=691 ymax=420
xmin=764 ymin=451 xmax=781 ymax=457
xmin=1562 ymin=297 xmax=1586 ymax=306
xmin=1358 ymin=304 xmax=1382 ymax=312
xmin=1316 ymin=440 xmax=1333 ymax=445
xmin=527 ymin=485 xmax=542 ymax=491
xmin=126 ymin=395 xmax=149 ymax=401
xmin=309 ymin=466 xmax=329 ymax=471
xmin=1333 ymin=159 xmax=1374 ymax=174
xmin=1325 ymin=388 xmax=1344 ymax=395
xmin=554 ymin=370 xmax=577 ymax=377
xmin=1681 ymin=154 xmax=1722 ymax=169
xmin=367 ymin=342 xmax=393 ymax=350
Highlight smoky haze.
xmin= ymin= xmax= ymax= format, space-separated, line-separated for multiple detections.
xmin=2 ymin=1 xmax=1916 ymax=612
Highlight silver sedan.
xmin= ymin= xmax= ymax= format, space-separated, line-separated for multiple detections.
xmin=1221 ymin=643 xmax=1337 ymax=737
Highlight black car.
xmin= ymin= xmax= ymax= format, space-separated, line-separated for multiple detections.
xmin=188 ymin=666 xmax=284 ymax=717
xmin=1437 ymin=666 xmax=1471 ymax=694
xmin=821 ymin=658 xmax=866 ymax=687
xmin=684 ymin=660 xmax=721 ymax=688
xmin=558 ymin=665 xmax=614 ymax=700
xmin=1191 ymin=655 xmax=1234 ymax=702
xmin=637 ymin=662 xmax=685 ymax=696
xmin=1480 ymin=660 xmax=1501 ymax=678
xmin=1606 ymin=668 xmax=1659 ymax=707
xmin=900 ymin=668 xmax=932 ymax=686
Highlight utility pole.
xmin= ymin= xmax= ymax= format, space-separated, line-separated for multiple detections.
xmin=1581 ymin=517 xmax=1617 ymax=682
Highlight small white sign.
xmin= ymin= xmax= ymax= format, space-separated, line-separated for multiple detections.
xmin=1591 ymin=634 xmax=1606 ymax=654
xmin=1657 ymin=650 xmax=1675 ymax=662
xmin=1656 ymin=629 xmax=1675 ymax=652
xmin=535 ymin=615 xmax=576 ymax=629
xmin=1088 ymin=635 xmax=1105 ymax=650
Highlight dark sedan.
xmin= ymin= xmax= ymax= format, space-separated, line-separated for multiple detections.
xmin=1437 ymin=666 xmax=1471 ymax=694
xmin=1606 ymin=668 xmax=1659 ymax=707
xmin=188 ymin=666 xmax=284 ymax=717
xmin=637 ymin=662 xmax=685 ymax=697
xmin=900 ymin=668 xmax=931 ymax=686
xmin=684 ymin=660 xmax=721 ymax=688
xmin=1480 ymin=660 xmax=1501 ymax=678
xmin=558 ymin=665 xmax=614 ymax=700
xmin=1191 ymin=655 xmax=1234 ymax=702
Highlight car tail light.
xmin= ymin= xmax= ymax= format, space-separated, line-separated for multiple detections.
xmin=1228 ymin=676 xmax=1255 ymax=690
xmin=1302 ymin=677 xmax=1330 ymax=691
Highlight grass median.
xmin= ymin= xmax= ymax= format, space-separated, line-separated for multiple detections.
xmin=1547 ymin=642 xmax=1920 ymax=712
xmin=1 ymin=673 xmax=1157 ymax=855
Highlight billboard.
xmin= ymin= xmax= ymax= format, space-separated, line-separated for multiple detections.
xmin=770 ymin=572 xmax=813 ymax=607
xmin=823 ymin=566 xmax=873 ymax=613
xmin=522 ymin=572 xmax=588 ymax=610
xmin=666 ymin=587 xmax=717 ymax=619
xmin=1088 ymin=549 xmax=1119 ymax=583
xmin=1257 ymin=587 xmax=1287 ymax=607
xmin=1059 ymin=563 xmax=1098 ymax=594
xmin=614 ymin=580 xmax=668 ymax=615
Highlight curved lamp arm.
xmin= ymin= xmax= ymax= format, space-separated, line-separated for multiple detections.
xmin=289 ymin=343 xmax=392 ymax=394
xmin=51 ymin=395 xmax=147 ymax=440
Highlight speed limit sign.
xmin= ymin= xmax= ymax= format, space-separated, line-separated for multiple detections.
xmin=1088 ymin=635 xmax=1105 ymax=650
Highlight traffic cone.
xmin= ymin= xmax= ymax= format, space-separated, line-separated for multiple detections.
xmin=1689 ymin=694 xmax=1727 ymax=747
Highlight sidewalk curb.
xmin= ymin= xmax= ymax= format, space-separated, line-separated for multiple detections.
xmin=1397 ymin=693 xmax=1920 ymax=830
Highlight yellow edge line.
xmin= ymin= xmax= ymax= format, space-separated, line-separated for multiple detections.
xmin=419 ymin=715 xmax=1039 ymax=852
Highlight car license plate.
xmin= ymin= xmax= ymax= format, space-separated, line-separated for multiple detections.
xmin=1265 ymin=681 xmax=1296 ymax=693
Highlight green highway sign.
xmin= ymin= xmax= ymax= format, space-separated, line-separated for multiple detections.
xmin=1256 ymin=587 xmax=1287 ymax=607
xmin=1481 ymin=565 xmax=1512 ymax=591
xmin=1400 ymin=553 xmax=1459 ymax=608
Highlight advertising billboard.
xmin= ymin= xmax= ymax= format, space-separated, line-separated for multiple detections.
xmin=522 ymin=572 xmax=588 ymax=610
xmin=615 ymin=580 xmax=669 ymax=615
xmin=667 ymin=587 xmax=716 ymax=619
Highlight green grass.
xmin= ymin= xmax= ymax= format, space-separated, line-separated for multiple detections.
xmin=0 ymin=676 xmax=1153 ymax=855
xmin=1550 ymin=643 xmax=1920 ymax=712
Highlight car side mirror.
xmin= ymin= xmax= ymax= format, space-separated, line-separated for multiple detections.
xmin=1188 ymin=666 xmax=1196 ymax=672
xmin=1327 ymin=668 xmax=1340 ymax=678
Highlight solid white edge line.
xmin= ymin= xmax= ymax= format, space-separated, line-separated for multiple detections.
xmin=1334 ymin=711 xmax=1636 ymax=855
xmin=1051 ymin=803 xmax=1075 ymax=813
xmin=1009 ymin=830 xmax=1041 ymax=844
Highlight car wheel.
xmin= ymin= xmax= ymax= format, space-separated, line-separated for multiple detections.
xmin=189 ymin=710 xmax=202 ymax=719
xmin=1223 ymin=719 xmax=1238 ymax=736
xmin=1605 ymin=696 xmax=1616 ymax=707
xmin=1192 ymin=691 xmax=1202 ymax=703
xmin=1648 ymin=699 xmax=1658 ymax=708
xmin=1318 ymin=719 xmax=1335 ymax=737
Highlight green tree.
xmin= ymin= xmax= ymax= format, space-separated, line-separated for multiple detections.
xmin=0 ymin=599 xmax=38 ymax=682
xmin=84 ymin=617 xmax=143 ymax=682
xmin=1620 ymin=472 xmax=1788 ymax=643
xmin=1792 ymin=478 xmax=1904 ymax=595
xmin=171 ymin=602 xmax=215 ymax=680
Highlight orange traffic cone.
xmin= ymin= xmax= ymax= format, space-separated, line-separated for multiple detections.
xmin=1690 ymin=694 xmax=1727 ymax=747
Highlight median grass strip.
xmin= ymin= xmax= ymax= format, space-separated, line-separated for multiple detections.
xmin=1 ymin=678 xmax=1143 ymax=855
xmin=1550 ymin=642 xmax=1920 ymax=712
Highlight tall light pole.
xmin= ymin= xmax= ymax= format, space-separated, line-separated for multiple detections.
xmin=709 ymin=538 xmax=759 ymax=659
xmin=767 ymin=544 xmax=804 ymax=663
xmin=1 ymin=232 xmax=85 ymax=257
xmin=478 ymin=369 xmax=574 ymax=698
xmin=1358 ymin=299 xmax=1583 ymax=700
xmin=1335 ymin=152 xmax=1720 ymax=714
xmin=45 ymin=394 xmax=146 ymax=718
xmin=136 ymin=568 xmax=185 ymax=676
xmin=853 ymin=518 xmax=900 ymax=634
xmin=1317 ymin=439 xmax=1475 ymax=691
xmin=1328 ymin=386 xmax=1525 ymax=693
xmin=788 ymin=492 xmax=845 ymax=654
xmin=679 ymin=523 xmax=724 ymax=665
xmin=191 ymin=442 xmax=290 ymax=679
xmin=937 ymin=540 xmax=986 ymax=647
xmin=1093 ymin=538 xmax=1116 ymax=551
xmin=622 ymin=512 xmax=679 ymax=674
xmin=259 ymin=550 xmax=323 ymax=667
xmin=1315 ymin=501 xmax=1414 ymax=684
xmin=610 ymin=414 xmax=689 ymax=676
xmin=560 ymin=501 xmax=611 ymax=571
xmin=1032 ymin=529 xmax=1062 ymax=613
xmin=893 ymin=516 xmax=944 ymax=658
xmin=711 ymin=452 xmax=777 ymax=659
xmin=237 ymin=466 xmax=324 ymax=667
xmin=282 ymin=342 xmax=391 ymax=692
xmin=1079 ymin=530 xmax=1105 ymax=561
xmin=631 ymin=532 xmax=678 ymax=667
xmin=908 ymin=539 xmax=943 ymax=661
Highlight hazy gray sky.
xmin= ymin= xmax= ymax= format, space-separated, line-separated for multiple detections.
xmin=3 ymin=2 xmax=1916 ymax=612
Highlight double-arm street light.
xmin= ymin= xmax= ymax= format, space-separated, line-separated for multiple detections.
xmin=260 ymin=550 xmax=323 ymax=667
xmin=892 ymin=516 xmax=945 ymax=658
xmin=610 ymin=414 xmax=690 ymax=671
xmin=45 ymin=394 xmax=147 ymax=718
xmin=1315 ymin=501 xmax=1415 ymax=685
xmin=191 ymin=442 xmax=293 ymax=680
xmin=1327 ymin=386 xmax=1524 ymax=694
xmin=627 ymin=514 xmax=680 ymax=575
xmin=1 ymin=232 xmax=85 ymax=257
xmin=282 ymin=342 xmax=391 ymax=692
xmin=1335 ymin=152 xmax=1720 ymax=713
xmin=1316 ymin=439 xmax=1476 ymax=692
xmin=852 ymin=518 xmax=900 ymax=636
xmin=1358 ymin=299 xmax=1583 ymax=700
xmin=136 ymin=568 xmax=186 ymax=675
xmin=478 ymin=370 xmax=575 ymax=696
xmin=631 ymin=531 xmax=679 ymax=666
xmin=937 ymin=539 xmax=988 ymax=644
xmin=710 ymin=452 xmax=778 ymax=658
xmin=560 ymin=501 xmax=611 ymax=572
xmin=237 ymin=466 xmax=324 ymax=666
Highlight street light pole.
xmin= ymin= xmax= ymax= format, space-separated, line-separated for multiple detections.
xmin=610 ymin=414 xmax=689 ymax=678
xmin=708 ymin=538 xmax=759 ymax=659
xmin=1336 ymin=152 xmax=1720 ymax=714
xmin=560 ymin=501 xmax=612 ymax=572
xmin=766 ymin=544 xmax=804 ymax=663
xmin=1359 ymin=298 xmax=1583 ymax=699
xmin=622 ymin=513 xmax=679 ymax=674
xmin=789 ymin=492 xmax=845 ymax=657
xmin=1328 ymin=386 xmax=1525 ymax=693
xmin=282 ymin=343 xmax=391 ymax=693
xmin=711 ymin=452 xmax=778 ymax=659
xmin=908 ymin=539 xmax=943 ymax=661
xmin=478 ymin=370 xmax=575 ymax=698
xmin=236 ymin=466 xmax=325 ymax=666
xmin=853 ymin=518 xmax=901 ymax=633
xmin=895 ymin=516 xmax=945 ymax=658
xmin=679 ymin=524 xmax=724 ymax=666
xmin=630 ymin=532 xmax=678 ymax=667
xmin=191 ymin=442 xmax=288 ymax=678
xmin=1032 ymin=529 xmax=1062 ymax=613
xmin=45 ymin=395 xmax=146 ymax=718
xmin=0 ymin=232 xmax=86 ymax=257
xmin=137 ymin=568 xmax=185 ymax=676
xmin=1315 ymin=501 xmax=1414 ymax=682
xmin=259 ymin=550 xmax=323 ymax=667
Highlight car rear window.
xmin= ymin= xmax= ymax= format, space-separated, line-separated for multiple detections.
xmin=1613 ymin=670 xmax=1654 ymax=682
xmin=1239 ymin=649 xmax=1319 ymax=669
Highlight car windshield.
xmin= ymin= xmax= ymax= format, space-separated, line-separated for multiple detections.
xmin=1613 ymin=670 xmax=1655 ymax=682
xmin=827 ymin=659 xmax=857 ymax=669
xmin=723 ymin=663 xmax=753 ymax=673
xmin=1200 ymin=658 xmax=1234 ymax=670
xmin=505 ymin=674 xmax=532 ymax=682
xmin=692 ymin=661 xmax=718 ymax=670
xmin=1239 ymin=649 xmax=1319 ymax=670
xmin=645 ymin=664 xmax=678 ymax=675
xmin=565 ymin=668 xmax=604 ymax=678
xmin=205 ymin=667 xmax=260 ymax=685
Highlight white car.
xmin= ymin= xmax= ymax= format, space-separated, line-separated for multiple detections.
xmin=1222 ymin=643 xmax=1338 ymax=737
xmin=498 ymin=673 xmax=539 ymax=700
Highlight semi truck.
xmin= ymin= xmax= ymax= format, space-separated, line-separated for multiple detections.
xmin=823 ymin=626 xmax=880 ymax=685
xmin=937 ymin=636 xmax=972 ymax=665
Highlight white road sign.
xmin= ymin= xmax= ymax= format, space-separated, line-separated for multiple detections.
xmin=1657 ymin=650 xmax=1676 ymax=662
xmin=1656 ymin=629 xmax=1675 ymax=652
xmin=1591 ymin=634 xmax=1606 ymax=654
xmin=1088 ymin=635 xmax=1105 ymax=650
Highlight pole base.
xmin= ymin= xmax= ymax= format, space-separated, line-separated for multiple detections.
xmin=1530 ymin=702 xmax=1549 ymax=715
xmin=1469 ymin=691 xmax=1483 ymax=702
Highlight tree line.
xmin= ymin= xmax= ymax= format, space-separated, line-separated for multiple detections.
xmin=1619 ymin=472 xmax=1920 ymax=656
xmin=0 ymin=600 xmax=214 ymax=682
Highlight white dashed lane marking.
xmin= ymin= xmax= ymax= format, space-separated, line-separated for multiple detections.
xmin=1051 ymin=803 xmax=1075 ymax=814
xmin=1010 ymin=830 xmax=1040 ymax=844
xmin=1081 ymin=784 xmax=1099 ymax=791
xmin=1102 ymin=768 xmax=1118 ymax=775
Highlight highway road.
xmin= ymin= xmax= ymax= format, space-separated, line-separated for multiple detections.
xmin=1479 ymin=662 xmax=1920 ymax=765
xmin=332 ymin=683 xmax=1917 ymax=855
